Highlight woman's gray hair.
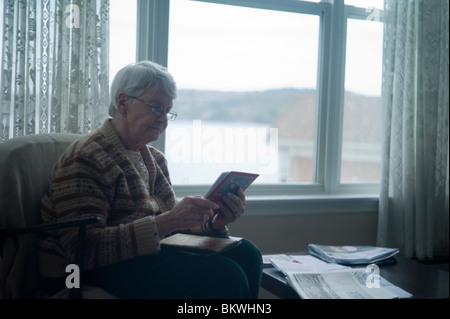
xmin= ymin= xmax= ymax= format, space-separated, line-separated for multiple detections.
xmin=109 ymin=60 xmax=177 ymax=117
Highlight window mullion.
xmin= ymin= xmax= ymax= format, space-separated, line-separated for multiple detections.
xmin=323 ymin=0 xmax=347 ymax=194
xmin=314 ymin=5 xmax=331 ymax=187
xmin=136 ymin=0 xmax=170 ymax=66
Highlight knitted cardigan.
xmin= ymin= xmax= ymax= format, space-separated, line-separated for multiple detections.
xmin=39 ymin=119 xmax=177 ymax=278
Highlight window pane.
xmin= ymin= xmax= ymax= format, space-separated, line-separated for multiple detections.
xmin=109 ymin=0 xmax=136 ymax=85
xmin=341 ymin=18 xmax=383 ymax=183
xmin=345 ymin=0 xmax=383 ymax=10
xmin=167 ymin=0 xmax=320 ymax=185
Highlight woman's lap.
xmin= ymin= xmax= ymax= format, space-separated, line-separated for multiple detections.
xmin=83 ymin=238 xmax=262 ymax=299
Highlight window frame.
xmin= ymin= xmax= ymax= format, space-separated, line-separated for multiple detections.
xmin=135 ymin=0 xmax=382 ymax=215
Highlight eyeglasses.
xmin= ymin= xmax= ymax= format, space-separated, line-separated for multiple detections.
xmin=128 ymin=96 xmax=178 ymax=121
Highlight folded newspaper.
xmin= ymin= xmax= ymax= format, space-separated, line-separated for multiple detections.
xmin=268 ymin=254 xmax=412 ymax=299
xmin=285 ymin=268 xmax=412 ymax=299
xmin=308 ymin=244 xmax=400 ymax=265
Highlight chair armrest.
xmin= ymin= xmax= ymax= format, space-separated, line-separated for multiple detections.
xmin=0 ymin=216 xmax=101 ymax=238
xmin=0 ymin=216 xmax=101 ymax=299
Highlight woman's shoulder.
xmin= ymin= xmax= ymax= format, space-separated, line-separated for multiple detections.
xmin=58 ymin=129 xmax=123 ymax=171
xmin=61 ymin=131 xmax=105 ymax=158
xmin=65 ymin=119 xmax=124 ymax=158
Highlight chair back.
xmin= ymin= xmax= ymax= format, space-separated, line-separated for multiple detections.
xmin=0 ymin=133 xmax=81 ymax=298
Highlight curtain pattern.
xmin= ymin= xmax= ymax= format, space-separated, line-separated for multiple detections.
xmin=378 ymin=0 xmax=449 ymax=259
xmin=0 ymin=0 xmax=109 ymax=141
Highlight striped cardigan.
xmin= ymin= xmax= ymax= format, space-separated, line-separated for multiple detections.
xmin=39 ymin=119 xmax=177 ymax=278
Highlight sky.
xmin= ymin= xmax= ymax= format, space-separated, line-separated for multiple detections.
xmin=110 ymin=0 xmax=383 ymax=96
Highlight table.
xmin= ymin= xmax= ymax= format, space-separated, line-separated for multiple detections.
xmin=261 ymin=254 xmax=449 ymax=299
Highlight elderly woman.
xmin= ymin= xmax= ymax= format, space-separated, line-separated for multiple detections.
xmin=38 ymin=61 xmax=262 ymax=299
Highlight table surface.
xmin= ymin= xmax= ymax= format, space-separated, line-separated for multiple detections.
xmin=261 ymin=254 xmax=449 ymax=299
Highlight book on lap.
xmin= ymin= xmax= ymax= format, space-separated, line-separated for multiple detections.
xmin=160 ymin=233 xmax=242 ymax=255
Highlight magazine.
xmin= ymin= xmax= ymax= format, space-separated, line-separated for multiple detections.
xmin=308 ymin=244 xmax=400 ymax=265
xmin=204 ymin=171 xmax=259 ymax=203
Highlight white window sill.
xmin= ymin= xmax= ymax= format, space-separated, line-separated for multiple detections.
xmin=174 ymin=184 xmax=379 ymax=216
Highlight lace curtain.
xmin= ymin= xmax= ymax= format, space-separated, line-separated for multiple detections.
xmin=0 ymin=0 xmax=109 ymax=141
xmin=378 ymin=0 xmax=449 ymax=259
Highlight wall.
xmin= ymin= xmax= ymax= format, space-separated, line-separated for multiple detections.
xmin=228 ymin=210 xmax=379 ymax=254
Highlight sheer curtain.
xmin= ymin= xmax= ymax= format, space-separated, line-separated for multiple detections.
xmin=0 ymin=0 xmax=109 ymax=141
xmin=378 ymin=0 xmax=449 ymax=259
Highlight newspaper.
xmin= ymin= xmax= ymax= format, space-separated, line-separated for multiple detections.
xmin=286 ymin=268 xmax=412 ymax=299
xmin=267 ymin=254 xmax=412 ymax=299
xmin=308 ymin=244 xmax=400 ymax=265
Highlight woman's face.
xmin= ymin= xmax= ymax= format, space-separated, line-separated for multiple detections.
xmin=121 ymin=86 xmax=173 ymax=148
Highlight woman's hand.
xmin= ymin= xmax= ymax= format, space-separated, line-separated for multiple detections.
xmin=155 ymin=196 xmax=218 ymax=238
xmin=210 ymin=188 xmax=246 ymax=231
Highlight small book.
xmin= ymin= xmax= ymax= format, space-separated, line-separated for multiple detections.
xmin=204 ymin=171 xmax=259 ymax=203
xmin=160 ymin=233 xmax=242 ymax=254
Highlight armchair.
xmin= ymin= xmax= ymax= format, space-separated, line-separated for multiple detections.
xmin=0 ymin=133 xmax=114 ymax=299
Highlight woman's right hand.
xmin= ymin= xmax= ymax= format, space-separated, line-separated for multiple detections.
xmin=155 ymin=196 xmax=218 ymax=238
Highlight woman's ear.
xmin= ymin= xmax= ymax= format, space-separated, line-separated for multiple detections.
xmin=116 ymin=92 xmax=129 ymax=114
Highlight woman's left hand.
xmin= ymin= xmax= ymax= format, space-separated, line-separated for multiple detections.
xmin=210 ymin=188 xmax=246 ymax=229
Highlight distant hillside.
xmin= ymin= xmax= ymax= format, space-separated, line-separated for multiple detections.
xmin=174 ymin=88 xmax=381 ymax=143
xmin=175 ymin=88 xmax=312 ymax=124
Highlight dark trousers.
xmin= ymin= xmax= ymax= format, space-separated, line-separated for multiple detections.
xmin=82 ymin=238 xmax=263 ymax=299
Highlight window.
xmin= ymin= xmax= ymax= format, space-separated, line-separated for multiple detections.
xmin=134 ymin=0 xmax=384 ymax=206
xmin=166 ymin=0 xmax=320 ymax=185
